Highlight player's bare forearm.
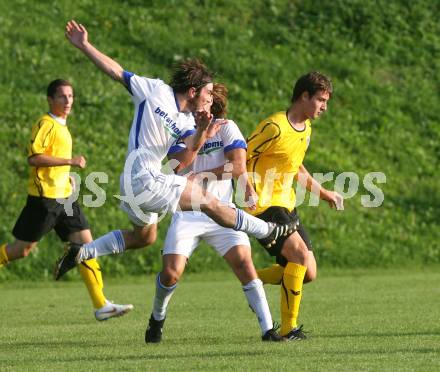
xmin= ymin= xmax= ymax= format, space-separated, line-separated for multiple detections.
xmin=197 ymin=149 xmax=247 ymax=180
xmin=297 ymin=164 xmax=324 ymax=196
xmin=28 ymin=154 xmax=86 ymax=169
xmin=65 ymin=20 xmax=125 ymax=85
xmin=168 ymin=149 xmax=199 ymax=172
xmin=183 ymin=127 xmax=208 ymax=152
xmin=297 ymin=164 xmax=344 ymax=209
xmin=82 ymin=43 xmax=125 ymax=84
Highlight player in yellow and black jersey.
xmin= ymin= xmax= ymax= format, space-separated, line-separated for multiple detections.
xmin=0 ymin=79 xmax=132 ymax=320
xmin=246 ymin=72 xmax=343 ymax=340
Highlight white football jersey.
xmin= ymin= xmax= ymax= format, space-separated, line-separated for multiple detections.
xmin=123 ymin=71 xmax=196 ymax=172
xmin=169 ymin=119 xmax=246 ymax=204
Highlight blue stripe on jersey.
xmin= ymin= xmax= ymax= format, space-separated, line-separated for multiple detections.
xmin=135 ymin=100 xmax=146 ymax=149
xmin=173 ymin=92 xmax=180 ymax=111
xmin=168 ymin=143 xmax=186 ymax=155
xmin=180 ymin=128 xmax=196 ymax=139
xmin=224 ymin=139 xmax=247 ymax=153
xmin=123 ymin=71 xmax=134 ymax=95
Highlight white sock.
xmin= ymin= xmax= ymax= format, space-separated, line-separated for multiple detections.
xmin=152 ymin=273 xmax=177 ymax=321
xmin=243 ymin=278 xmax=273 ymax=334
xmin=78 ymin=230 xmax=125 ymax=261
xmin=233 ymin=209 xmax=271 ymax=239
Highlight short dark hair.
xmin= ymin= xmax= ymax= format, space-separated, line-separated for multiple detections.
xmin=211 ymin=83 xmax=228 ymax=118
xmin=169 ymin=58 xmax=213 ymax=94
xmin=47 ymin=79 xmax=72 ymax=98
xmin=291 ymin=72 xmax=332 ymax=102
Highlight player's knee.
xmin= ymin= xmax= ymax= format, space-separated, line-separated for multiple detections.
xmin=160 ymin=267 xmax=180 ymax=286
xmin=235 ymin=253 xmax=253 ymax=271
xmin=282 ymin=240 xmax=309 ymax=264
xmin=304 ymin=269 xmax=317 ymax=283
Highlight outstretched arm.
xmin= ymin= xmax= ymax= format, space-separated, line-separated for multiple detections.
xmin=65 ymin=20 xmax=125 ymax=86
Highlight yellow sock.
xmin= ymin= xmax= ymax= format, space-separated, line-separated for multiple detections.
xmin=257 ymin=264 xmax=284 ymax=285
xmin=280 ymin=262 xmax=307 ymax=336
xmin=0 ymin=244 xmax=9 ymax=268
xmin=78 ymin=259 xmax=106 ymax=309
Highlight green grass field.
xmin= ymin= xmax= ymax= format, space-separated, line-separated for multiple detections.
xmin=1 ymin=269 xmax=439 ymax=371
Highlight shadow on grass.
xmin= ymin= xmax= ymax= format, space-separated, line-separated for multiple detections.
xmin=0 ymin=346 xmax=263 ymax=364
xmin=319 ymin=330 xmax=440 ymax=338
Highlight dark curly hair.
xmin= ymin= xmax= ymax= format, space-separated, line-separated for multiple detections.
xmin=169 ymin=58 xmax=213 ymax=95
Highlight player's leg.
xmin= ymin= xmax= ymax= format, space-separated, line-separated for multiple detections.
xmin=146 ymin=254 xmax=189 ymax=343
xmin=67 ymin=229 xmax=106 ymax=309
xmin=254 ymin=207 xmax=308 ymax=339
xmin=257 ymin=251 xmax=316 ymax=285
xmin=123 ymin=223 xmax=157 ymax=249
xmin=304 ymin=251 xmax=317 ymax=283
xmin=178 ymin=178 xmax=297 ymax=242
xmin=279 ymin=232 xmax=309 ymax=339
xmin=67 ymin=228 xmax=133 ymax=320
xmin=2 ymin=196 xmax=57 ymax=267
xmin=54 ymin=221 xmax=157 ymax=280
xmin=258 ymin=218 xmax=316 ymax=284
xmin=146 ymin=255 xmax=187 ymax=344
xmin=56 ymin=202 xmax=132 ymax=320
xmin=223 ymin=245 xmax=279 ymax=338
xmin=153 ymin=254 xmax=187 ymax=318
xmin=205 ymin=227 xmax=283 ymax=341
xmin=0 ymin=240 xmax=37 ymax=267
xmin=146 ymin=213 xmax=198 ymax=343
xmin=75 ymin=223 xmax=158 ymax=262
xmin=257 ymin=264 xmax=284 ymax=285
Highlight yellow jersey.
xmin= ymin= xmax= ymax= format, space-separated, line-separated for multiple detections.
xmin=27 ymin=113 xmax=73 ymax=198
xmin=246 ymin=111 xmax=312 ymax=215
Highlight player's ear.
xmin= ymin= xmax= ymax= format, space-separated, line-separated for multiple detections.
xmin=301 ymin=91 xmax=310 ymax=101
xmin=188 ymin=87 xmax=197 ymax=99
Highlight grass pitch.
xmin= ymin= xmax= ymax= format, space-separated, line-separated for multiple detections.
xmin=0 ymin=269 xmax=439 ymax=371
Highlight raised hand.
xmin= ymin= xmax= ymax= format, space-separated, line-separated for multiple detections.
xmin=193 ymin=110 xmax=212 ymax=131
xmin=206 ymin=118 xmax=228 ymax=138
xmin=65 ymin=20 xmax=88 ymax=49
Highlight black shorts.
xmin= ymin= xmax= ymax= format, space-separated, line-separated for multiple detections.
xmin=256 ymin=206 xmax=312 ymax=267
xmin=12 ymin=195 xmax=89 ymax=242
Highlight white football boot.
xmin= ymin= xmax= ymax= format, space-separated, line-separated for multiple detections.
xmin=95 ymin=300 xmax=134 ymax=321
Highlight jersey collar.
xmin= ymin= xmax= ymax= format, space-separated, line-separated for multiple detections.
xmin=48 ymin=112 xmax=67 ymax=125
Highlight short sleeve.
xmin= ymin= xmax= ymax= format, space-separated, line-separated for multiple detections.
xmin=168 ymin=139 xmax=187 ymax=155
xmin=222 ymin=120 xmax=247 ymax=153
xmin=123 ymin=71 xmax=160 ymax=103
xmin=28 ymin=119 xmax=55 ymax=156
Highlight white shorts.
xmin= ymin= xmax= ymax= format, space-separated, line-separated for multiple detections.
xmin=119 ymin=169 xmax=187 ymax=226
xmin=163 ymin=211 xmax=251 ymax=258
